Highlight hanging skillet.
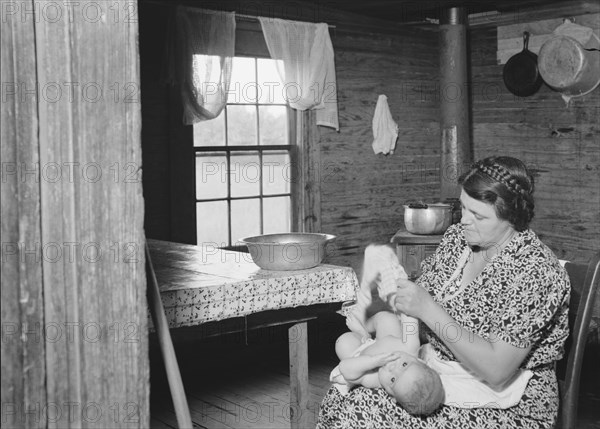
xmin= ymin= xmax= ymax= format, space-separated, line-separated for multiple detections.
xmin=503 ymin=32 xmax=544 ymax=97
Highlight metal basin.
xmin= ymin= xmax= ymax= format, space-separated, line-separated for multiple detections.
xmin=239 ymin=233 xmax=336 ymax=271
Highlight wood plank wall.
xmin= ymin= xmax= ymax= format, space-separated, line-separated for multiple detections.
xmin=469 ymin=20 xmax=600 ymax=263
xmin=319 ymin=30 xmax=440 ymax=270
xmin=140 ymin=3 xmax=173 ymax=241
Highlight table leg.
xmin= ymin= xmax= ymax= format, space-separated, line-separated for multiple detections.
xmin=289 ymin=321 xmax=309 ymax=429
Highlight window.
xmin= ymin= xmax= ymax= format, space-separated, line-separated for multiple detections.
xmin=193 ymin=56 xmax=295 ymax=247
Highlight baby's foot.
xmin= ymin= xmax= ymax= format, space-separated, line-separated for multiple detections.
xmin=346 ymin=311 xmax=369 ymax=337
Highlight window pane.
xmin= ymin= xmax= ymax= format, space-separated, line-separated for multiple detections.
xmin=196 ymin=153 xmax=227 ymax=199
xmin=227 ymin=105 xmax=257 ymax=146
xmin=230 ymin=152 xmax=260 ymax=197
xmin=263 ymin=196 xmax=291 ymax=234
xmin=230 ymin=57 xmax=256 ymax=104
xmin=262 ymin=152 xmax=291 ymax=195
xmin=259 ymin=106 xmax=288 ymax=146
xmin=197 ymin=201 xmax=228 ymax=246
xmin=231 ymin=198 xmax=260 ymax=242
xmin=194 ymin=114 xmax=225 ymax=147
xmin=257 ymin=58 xmax=285 ymax=104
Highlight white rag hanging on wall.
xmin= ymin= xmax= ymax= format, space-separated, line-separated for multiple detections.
xmin=372 ymin=95 xmax=399 ymax=155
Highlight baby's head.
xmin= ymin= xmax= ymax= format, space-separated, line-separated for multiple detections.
xmin=378 ymin=352 xmax=444 ymax=416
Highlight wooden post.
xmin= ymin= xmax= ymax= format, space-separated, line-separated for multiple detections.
xmin=1 ymin=1 xmax=149 ymax=427
xmin=439 ymin=7 xmax=472 ymax=200
xmin=289 ymin=321 xmax=310 ymax=429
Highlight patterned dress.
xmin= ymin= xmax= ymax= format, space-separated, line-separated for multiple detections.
xmin=317 ymin=224 xmax=570 ymax=429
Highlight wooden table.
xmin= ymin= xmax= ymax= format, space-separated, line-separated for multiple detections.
xmin=147 ymin=239 xmax=359 ymax=428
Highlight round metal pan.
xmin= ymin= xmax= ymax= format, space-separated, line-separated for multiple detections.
xmin=503 ymin=32 xmax=544 ymax=97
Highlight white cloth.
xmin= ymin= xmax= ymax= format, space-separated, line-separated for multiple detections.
xmin=420 ymin=344 xmax=533 ymax=409
xmin=259 ymin=18 xmax=339 ymax=131
xmin=330 ymin=338 xmax=376 ymax=395
xmin=173 ymin=7 xmax=236 ymax=124
xmin=553 ymin=19 xmax=600 ymax=50
xmin=372 ymin=95 xmax=399 ymax=155
xmin=356 ymin=244 xmax=407 ymax=314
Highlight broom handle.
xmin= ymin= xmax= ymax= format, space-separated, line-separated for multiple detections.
xmin=145 ymin=242 xmax=193 ymax=428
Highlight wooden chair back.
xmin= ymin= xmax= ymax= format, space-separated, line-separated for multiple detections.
xmin=558 ymin=252 xmax=600 ymax=429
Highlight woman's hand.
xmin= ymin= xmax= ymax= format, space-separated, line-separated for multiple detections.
xmin=393 ymin=278 xmax=434 ymax=319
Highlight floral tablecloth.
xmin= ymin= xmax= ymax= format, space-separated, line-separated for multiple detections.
xmin=148 ymin=239 xmax=358 ymax=329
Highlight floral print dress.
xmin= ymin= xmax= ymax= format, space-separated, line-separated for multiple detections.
xmin=317 ymin=224 xmax=570 ymax=429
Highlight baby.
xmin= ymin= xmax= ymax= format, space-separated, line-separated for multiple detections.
xmin=330 ymin=244 xmax=444 ymax=416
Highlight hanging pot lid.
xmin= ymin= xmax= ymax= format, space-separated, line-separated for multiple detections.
xmin=503 ymin=32 xmax=544 ymax=97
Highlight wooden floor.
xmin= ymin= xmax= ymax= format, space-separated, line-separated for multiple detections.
xmin=149 ymin=317 xmax=343 ymax=429
xmin=149 ymin=319 xmax=600 ymax=429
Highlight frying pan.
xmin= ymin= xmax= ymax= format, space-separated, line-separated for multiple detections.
xmin=503 ymin=32 xmax=544 ymax=97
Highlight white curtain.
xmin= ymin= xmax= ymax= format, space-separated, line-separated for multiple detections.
xmin=174 ymin=7 xmax=236 ymax=124
xmin=258 ymin=18 xmax=339 ymax=131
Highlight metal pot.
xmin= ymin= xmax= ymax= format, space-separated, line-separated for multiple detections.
xmin=403 ymin=203 xmax=453 ymax=235
xmin=538 ymin=35 xmax=600 ymax=98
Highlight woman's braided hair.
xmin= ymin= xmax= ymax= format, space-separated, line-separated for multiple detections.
xmin=459 ymin=156 xmax=535 ymax=231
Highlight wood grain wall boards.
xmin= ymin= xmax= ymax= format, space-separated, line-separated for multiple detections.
xmin=1 ymin=1 xmax=149 ymax=427
xmin=317 ymin=28 xmax=441 ymax=270
xmin=139 ymin=3 xmax=174 ymax=242
xmin=470 ymin=22 xmax=600 ymax=264
xmin=1 ymin=5 xmax=46 ymax=428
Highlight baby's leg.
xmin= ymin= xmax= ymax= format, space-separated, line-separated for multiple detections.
xmin=364 ymin=311 xmax=403 ymax=338
xmin=335 ymin=332 xmax=363 ymax=360
xmin=360 ymin=245 xmax=381 ymax=288
xmin=346 ymin=311 xmax=370 ymax=338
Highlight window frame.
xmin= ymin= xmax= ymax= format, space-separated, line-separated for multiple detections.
xmin=188 ymin=18 xmax=320 ymax=248
xmin=193 ymin=53 xmax=299 ymax=249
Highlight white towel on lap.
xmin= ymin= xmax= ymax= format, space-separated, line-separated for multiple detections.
xmin=420 ymin=344 xmax=534 ymax=409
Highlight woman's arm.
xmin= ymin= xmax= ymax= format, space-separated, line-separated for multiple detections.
xmin=394 ymin=280 xmax=531 ymax=387
xmin=420 ymin=299 xmax=530 ymax=387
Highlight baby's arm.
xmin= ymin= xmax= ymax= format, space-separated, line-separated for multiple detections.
xmin=339 ymin=352 xmax=400 ymax=388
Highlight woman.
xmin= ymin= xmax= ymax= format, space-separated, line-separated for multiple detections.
xmin=317 ymin=156 xmax=570 ymax=428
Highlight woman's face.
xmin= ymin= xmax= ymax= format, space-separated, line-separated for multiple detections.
xmin=459 ymin=190 xmax=515 ymax=250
